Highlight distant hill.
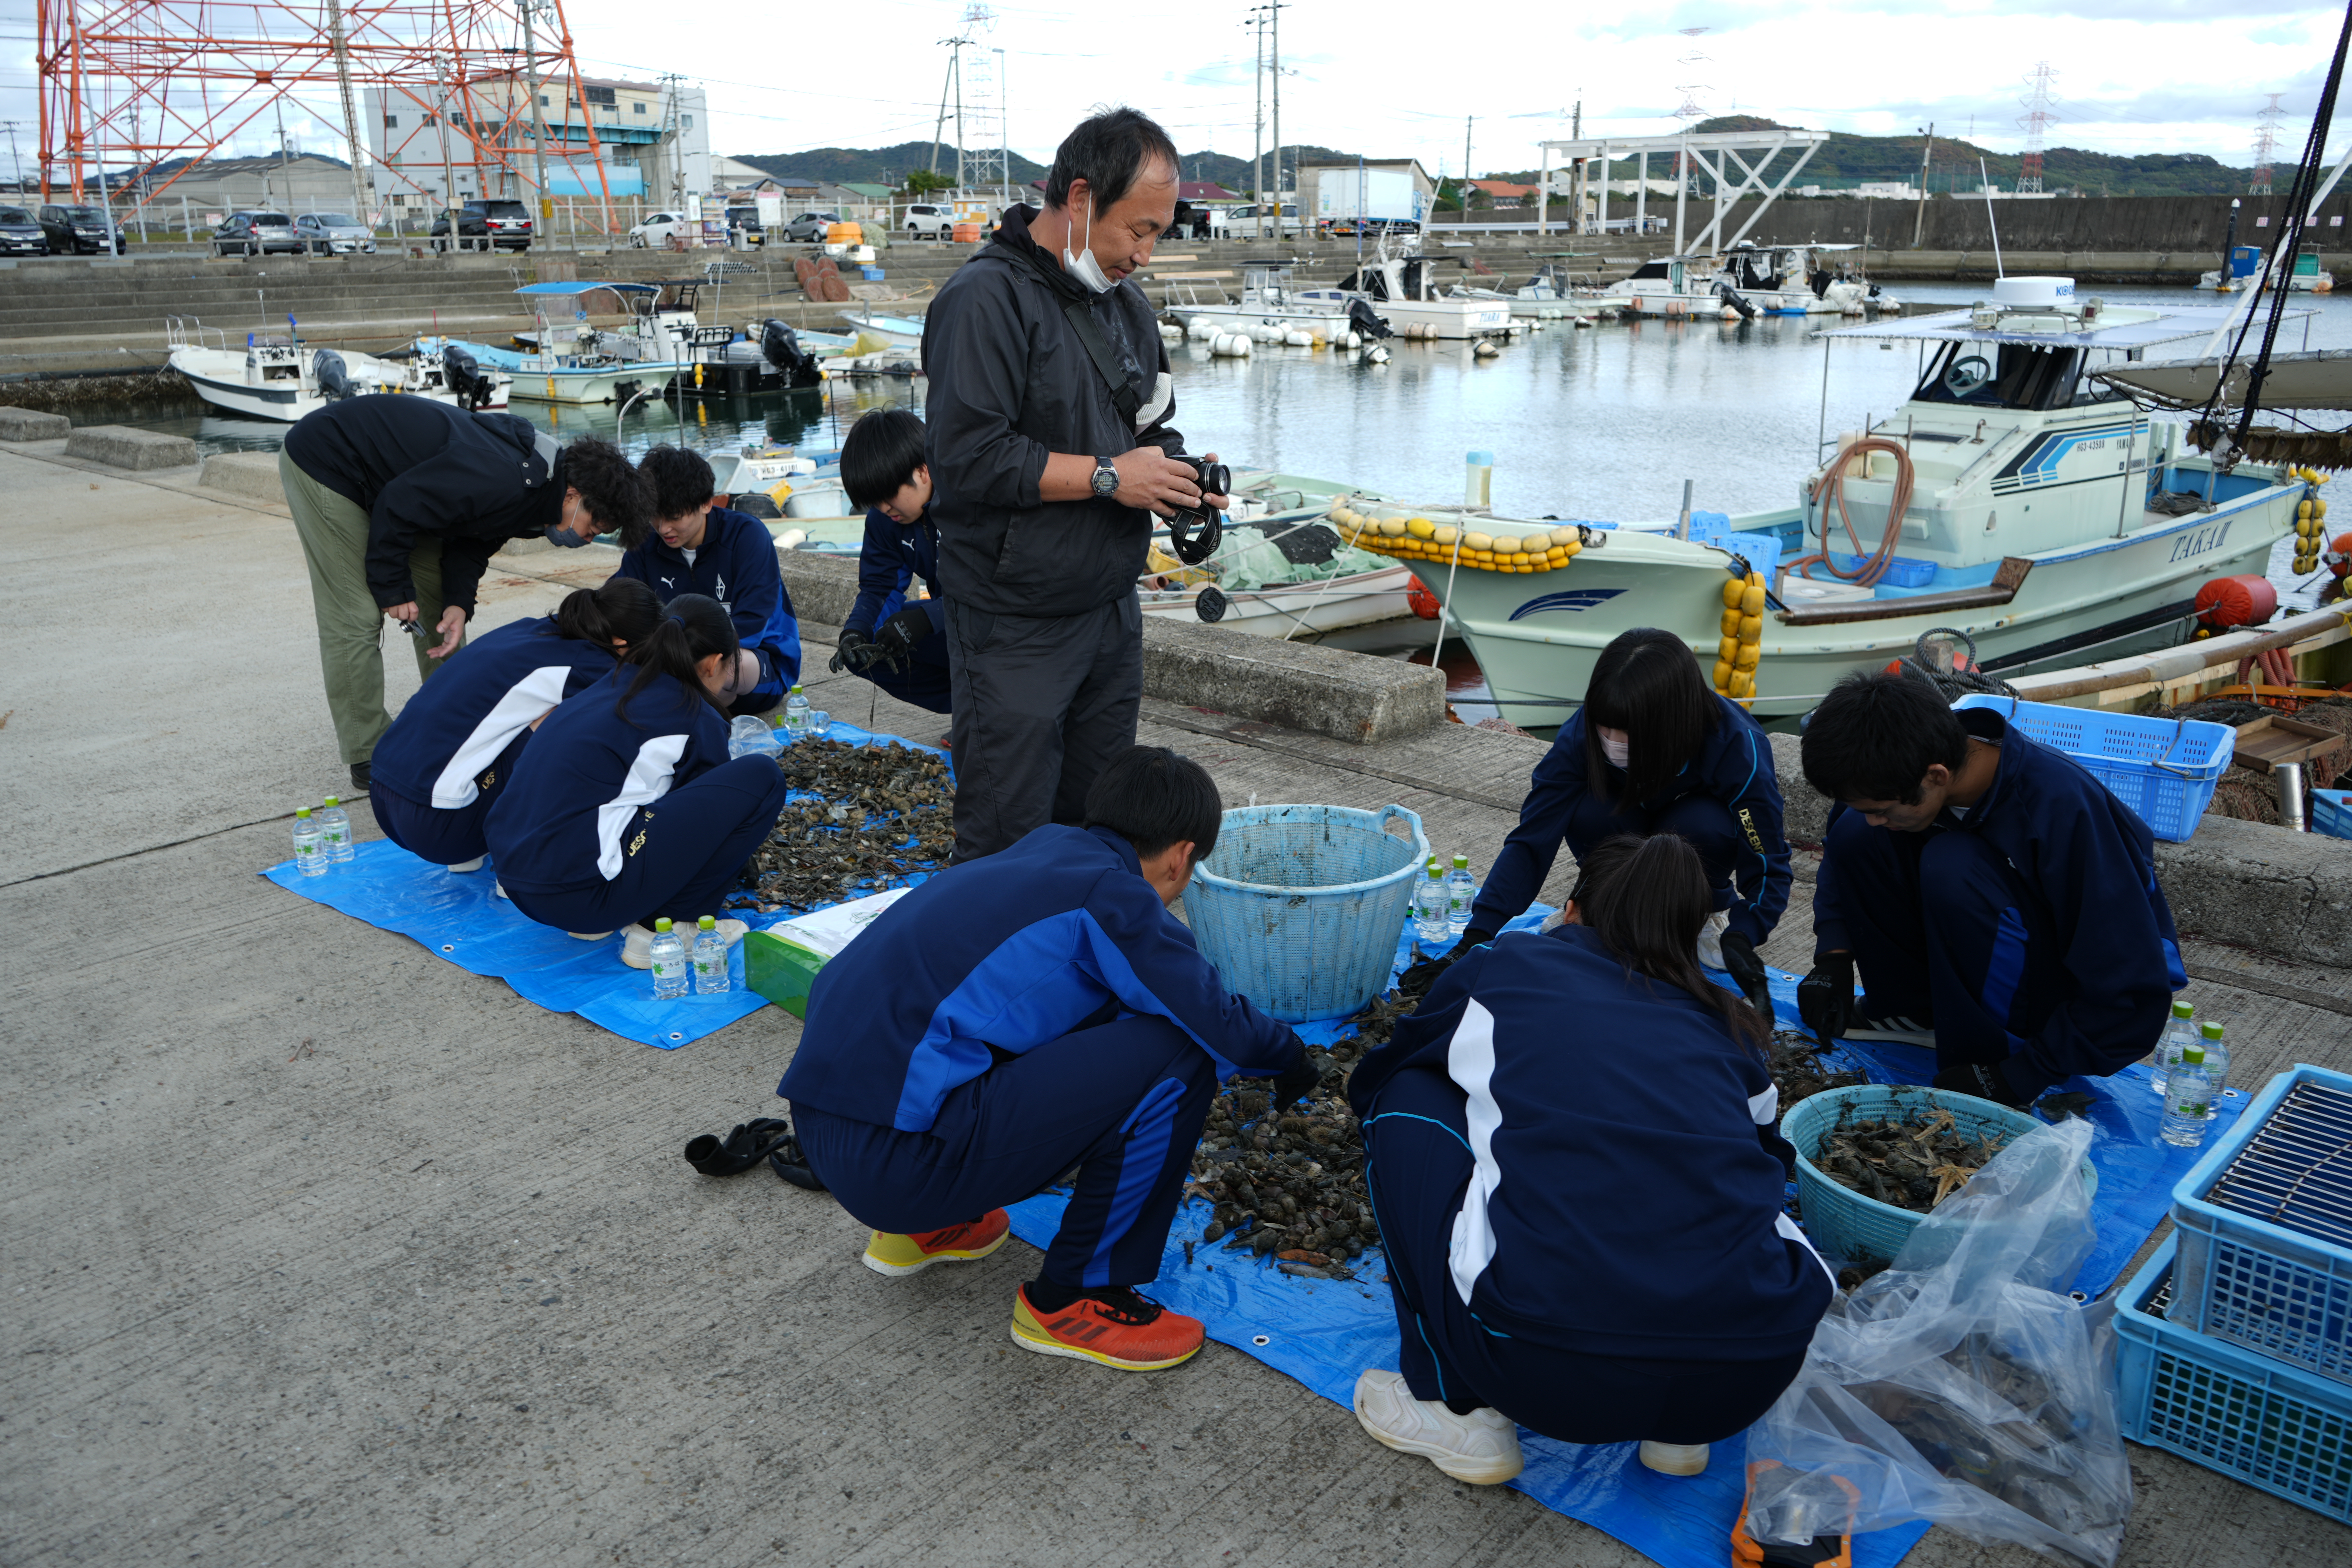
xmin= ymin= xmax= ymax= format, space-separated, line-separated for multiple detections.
xmin=730 ymin=141 xmax=1357 ymax=195
xmin=1489 ymin=116 xmax=2261 ymax=198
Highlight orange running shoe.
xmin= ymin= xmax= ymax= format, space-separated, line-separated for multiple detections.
xmin=861 ymin=1209 xmax=1011 ymax=1277
xmin=1010 ymin=1284 xmax=1205 ymax=1371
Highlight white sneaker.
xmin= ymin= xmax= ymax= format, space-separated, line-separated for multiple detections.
xmin=445 ymin=856 xmax=486 ymax=874
xmin=1695 ymin=910 xmax=1729 ymax=971
xmin=621 ymin=918 xmax=749 ymax=970
xmin=1352 ymin=1368 xmax=1523 ymax=1485
xmin=1638 ymin=1440 xmax=1710 ymax=1476
xmin=1844 ymin=1006 xmax=1937 ymax=1047
xmin=568 ymin=929 xmax=615 ymax=942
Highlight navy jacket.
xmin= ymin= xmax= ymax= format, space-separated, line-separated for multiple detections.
xmin=610 ymin=507 xmax=801 ymax=700
xmin=780 ymin=824 xmax=1301 ymax=1132
xmin=370 ymin=615 xmax=621 ymax=809
xmin=922 ymin=205 xmax=1182 ymax=618
xmin=483 ymin=666 xmax=732 ymax=893
xmin=1470 ymin=695 xmax=1791 ymax=943
xmin=1816 ymin=705 xmax=2186 ymax=1095
xmin=847 ymin=507 xmax=949 ymax=659
xmin=283 ymin=397 xmax=560 ymax=618
xmin=1350 ymin=923 xmax=1833 ymax=1361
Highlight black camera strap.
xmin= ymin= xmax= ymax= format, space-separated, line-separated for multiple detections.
xmin=1060 ymin=297 xmax=1142 ymax=426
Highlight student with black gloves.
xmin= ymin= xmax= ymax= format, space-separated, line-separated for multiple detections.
xmin=830 ymin=409 xmax=952 ymax=715
xmin=1455 ymin=627 xmax=1790 ymax=1021
xmin=1795 ymin=671 xmax=2185 ymax=1107
xmin=610 ymin=446 xmax=801 ymax=717
xmin=280 ymin=397 xmax=652 ymax=791
xmin=780 ymin=746 xmax=1311 ymax=1374
xmin=1349 ymin=833 xmax=1833 ymax=1487
xmin=368 ymin=580 xmax=663 ymax=872
xmin=485 ymin=594 xmax=790 ymax=970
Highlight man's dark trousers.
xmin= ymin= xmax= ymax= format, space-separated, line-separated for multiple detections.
xmin=943 ymin=593 xmax=1142 ymax=862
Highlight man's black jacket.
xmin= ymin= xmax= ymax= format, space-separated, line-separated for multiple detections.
xmin=284 ymin=397 xmax=565 ymax=617
xmin=919 ymin=204 xmax=1182 ymax=619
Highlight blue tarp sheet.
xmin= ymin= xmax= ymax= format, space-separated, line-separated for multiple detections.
xmin=1009 ymin=912 xmax=2244 ymax=1568
xmin=259 ymin=722 xmax=943 ymax=1049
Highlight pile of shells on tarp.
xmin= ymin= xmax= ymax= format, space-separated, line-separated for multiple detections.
xmin=1769 ymin=1030 xmax=1868 ymax=1108
xmin=744 ymin=738 xmax=954 ymax=914
xmin=1814 ymin=1109 xmax=2008 ymax=1214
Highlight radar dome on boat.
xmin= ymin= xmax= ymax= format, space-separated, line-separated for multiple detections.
xmin=1991 ymin=277 xmax=2076 ymax=307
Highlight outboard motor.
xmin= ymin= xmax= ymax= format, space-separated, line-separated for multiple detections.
xmin=312 ymin=348 xmax=356 ymax=401
xmin=441 ymin=344 xmax=491 ymax=410
xmin=760 ymin=319 xmax=824 ymax=390
xmin=1809 ymin=268 xmax=1834 ymax=299
xmin=1712 ymin=282 xmax=1758 ymax=321
xmin=1344 ymin=297 xmax=1392 ymax=340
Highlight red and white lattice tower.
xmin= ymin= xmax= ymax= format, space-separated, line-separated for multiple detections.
xmin=35 ymin=0 xmax=618 ymax=227
xmin=2017 ymin=61 xmax=2057 ymax=194
xmin=2251 ymin=93 xmax=2286 ymax=195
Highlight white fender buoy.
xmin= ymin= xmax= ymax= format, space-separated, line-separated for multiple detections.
xmin=1284 ymin=328 xmax=1314 ymax=347
xmin=1473 ymin=338 xmax=1501 ymax=358
xmin=1158 ymin=322 xmax=1183 ymax=342
xmin=1211 ymin=332 xmax=1251 ymax=356
xmin=1573 ymin=315 xmax=1595 ymax=328
xmin=1186 ymin=317 xmax=1217 ymax=340
xmin=775 ymin=527 xmax=808 ymax=549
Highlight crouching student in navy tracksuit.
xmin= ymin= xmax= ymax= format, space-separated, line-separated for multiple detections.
xmin=1462 ymin=628 xmax=1790 ymax=1024
xmin=485 ymin=594 xmax=791 ymax=969
xmin=781 ymin=746 xmax=1312 ymax=1373
xmin=369 ymin=579 xmax=664 ymax=871
xmin=829 ymin=409 xmax=952 ymax=715
xmin=1348 ymin=833 xmax=1834 ymax=1488
xmin=611 ymin=446 xmax=801 ymax=718
xmin=1795 ymin=671 xmax=2185 ymax=1106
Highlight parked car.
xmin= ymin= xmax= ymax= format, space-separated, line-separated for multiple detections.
xmin=430 ymin=198 xmax=532 ymax=252
xmin=1209 ymin=203 xmax=1303 ymax=239
xmin=782 ymin=209 xmax=844 ymax=244
xmin=213 ymin=211 xmax=303 ymax=257
xmin=723 ymin=206 xmax=764 ymax=245
xmin=0 ymin=206 xmax=48 ymax=256
xmin=40 ymin=203 xmax=125 ymax=254
xmin=294 ymin=212 xmax=377 ymax=254
xmin=628 ymin=210 xmax=694 ymax=248
xmin=903 ymin=203 xmax=953 ymax=239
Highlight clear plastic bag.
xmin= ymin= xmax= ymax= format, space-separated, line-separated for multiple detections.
xmin=1745 ymin=1117 xmax=2132 ymax=1566
xmin=727 ymin=715 xmax=782 ymax=761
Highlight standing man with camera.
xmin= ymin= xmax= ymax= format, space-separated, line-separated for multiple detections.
xmin=922 ymin=107 xmax=1226 ymax=862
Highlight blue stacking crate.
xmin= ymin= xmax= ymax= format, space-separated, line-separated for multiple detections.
xmin=1951 ymin=694 xmax=2234 ymax=841
xmin=1828 ymin=553 xmax=1938 ymax=587
xmin=2170 ymin=1066 xmax=2352 ymax=1385
xmin=2117 ymin=1236 xmax=2352 ymax=1522
xmin=2313 ymin=788 xmax=2352 ymax=842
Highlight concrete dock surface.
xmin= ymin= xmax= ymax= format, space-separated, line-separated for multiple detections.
xmin=4 ymin=442 xmax=2350 ymax=1568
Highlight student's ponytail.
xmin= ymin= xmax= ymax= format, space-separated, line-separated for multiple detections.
xmin=615 ymin=592 xmax=739 ymax=723
xmin=556 ymin=578 xmax=662 ymax=652
xmin=1572 ymin=832 xmax=1768 ymax=1056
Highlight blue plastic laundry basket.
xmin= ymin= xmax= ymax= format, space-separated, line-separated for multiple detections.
xmin=1184 ymin=803 xmax=1429 ymax=1022
xmin=1952 ymin=694 xmax=2233 ymax=841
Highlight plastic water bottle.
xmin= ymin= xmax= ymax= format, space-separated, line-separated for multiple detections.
xmin=2161 ymin=1043 xmax=2216 ymax=1148
xmin=318 ymin=794 xmax=354 ymax=864
xmin=783 ymin=685 xmax=811 ymax=738
xmin=2152 ymin=998 xmax=2196 ymax=1097
xmin=1445 ymin=853 xmax=1476 ymax=934
xmin=649 ymin=918 xmax=688 ymax=999
xmin=692 ymin=915 xmax=730 ymax=995
xmin=2194 ymin=1019 xmax=2231 ymax=1103
xmin=292 ymin=806 xmax=326 ymax=876
xmin=1413 ymin=859 xmax=1449 ymax=948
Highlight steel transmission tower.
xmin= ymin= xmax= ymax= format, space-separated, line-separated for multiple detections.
xmin=2017 ymin=62 xmax=2056 ymax=193
xmin=2252 ymin=93 xmax=2287 ymax=195
xmin=956 ymin=8 xmax=1007 ymax=198
xmin=35 ymin=0 xmax=618 ymax=227
xmin=1670 ymin=28 xmax=1711 ymax=124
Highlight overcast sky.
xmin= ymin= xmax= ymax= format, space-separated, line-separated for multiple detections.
xmin=1 ymin=2 xmax=2347 ymax=181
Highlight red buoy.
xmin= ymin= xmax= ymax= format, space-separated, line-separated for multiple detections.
xmin=2192 ymin=573 xmax=2279 ymax=630
xmin=2328 ymin=531 xmax=2352 ymax=580
xmin=1406 ymin=574 xmax=1441 ymax=620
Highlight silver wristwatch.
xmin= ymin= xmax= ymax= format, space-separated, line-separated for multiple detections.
xmin=1090 ymin=456 xmax=1119 ymax=498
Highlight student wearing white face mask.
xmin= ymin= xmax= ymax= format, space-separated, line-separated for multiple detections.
xmin=1453 ymin=628 xmax=1792 ymax=1023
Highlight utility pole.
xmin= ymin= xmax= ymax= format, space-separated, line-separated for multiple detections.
xmin=1913 ymin=121 xmax=1934 ymax=248
xmin=1246 ymin=8 xmax=1266 ymax=240
xmin=2 ymin=120 xmax=25 ymax=199
xmin=929 ymin=29 xmax=968 ymax=179
xmin=1463 ymin=116 xmax=1473 ymax=212
xmin=324 ymin=0 xmax=372 ymax=231
xmin=1268 ymin=0 xmax=1285 ymax=227
xmin=519 ymin=0 xmax=556 ymax=247
xmin=430 ymin=53 xmax=459 ymax=234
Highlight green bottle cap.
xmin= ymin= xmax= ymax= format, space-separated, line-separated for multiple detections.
xmin=2182 ymin=1045 xmax=2206 ymax=1064
xmin=1452 ymin=854 xmax=1469 ymax=869
xmin=296 ymin=806 xmax=312 ymax=818
xmin=791 ymin=684 xmax=804 ymax=694
xmin=324 ymin=795 xmax=340 ymax=808
xmin=655 ymin=917 xmax=672 ymax=932
xmin=2171 ymin=999 xmax=2194 ymax=1019
xmin=2200 ymin=1021 xmax=2224 ymax=1040
xmin=699 ymin=915 xmax=716 ymax=929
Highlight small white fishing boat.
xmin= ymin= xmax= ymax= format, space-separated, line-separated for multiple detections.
xmin=1134 ymin=471 xmax=1422 ymax=637
xmin=1297 ymin=238 xmax=1517 ymax=340
xmin=1158 ymin=265 xmax=1364 ymax=338
xmin=1713 ymin=243 xmax=1901 ymax=316
xmin=1602 ymin=254 xmax=1764 ymax=321
xmin=165 ymin=318 xmax=509 ymax=421
xmin=836 ymin=310 xmax=925 ymax=348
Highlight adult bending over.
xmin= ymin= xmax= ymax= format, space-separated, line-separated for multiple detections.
xmin=831 ymin=409 xmax=952 ymax=717
xmin=369 ymin=580 xmax=663 ymax=872
xmin=610 ymin=445 xmax=801 ymax=717
xmin=280 ymin=397 xmax=651 ymax=790
xmin=1349 ymin=833 xmax=1832 ymax=1486
xmin=923 ymin=107 xmax=1225 ymax=860
xmin=781 ymin=747 xmax=1311 ymax=1372
xmin=1795 ymin=671 xmax=2184 ymax=1105
xmin=485 ymin=594 xmax=789 ymax=969
xmin=1458 ymin=627 xmax=1789 ymax=1020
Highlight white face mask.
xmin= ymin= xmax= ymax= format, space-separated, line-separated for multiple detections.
xmin=1598 ymin=727 xmax=1631 ymax=769
xmin=1063 ymin=198 xmax=1115 ymax=294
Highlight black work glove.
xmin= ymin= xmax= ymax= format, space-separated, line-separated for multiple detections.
xmin=875 ymin=604 xmax=933 ymax=669
xmin=683 ymin=1117 xmax=826 ymax=1189
xmin=1269 ymin=1039 xmax=1322 ymax=1108
xmin=827 ymin=627 xmax=871 ymax=675
xmin=1397 ymin=927 xmax=1492 ymax=999
xmin=1718 ymin=930 xmax=1777 ymax=1029
xmin=1796 ymin=952 xmax=1858 ymax=1044
xmin=1932 ymin=1060 xmax=2031 ymax=1109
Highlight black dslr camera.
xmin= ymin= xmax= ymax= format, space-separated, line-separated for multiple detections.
xmin=1165 ymin=455 xmax=1230 ymax=566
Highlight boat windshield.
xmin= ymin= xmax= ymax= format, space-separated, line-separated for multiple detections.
xmin=1911 ymin=340 xmax=2122 ymax=410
